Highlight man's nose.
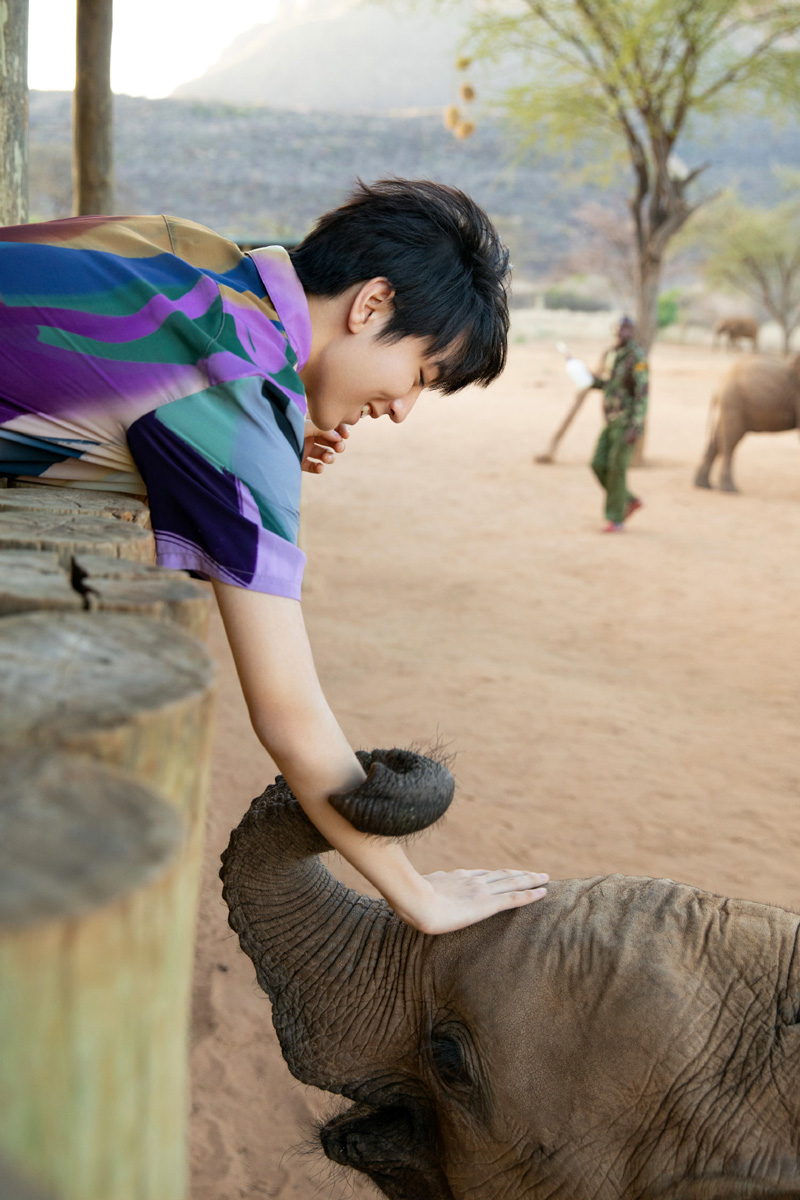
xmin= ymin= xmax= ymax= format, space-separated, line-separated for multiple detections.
xmin=388 ymin=388 xmax=421 ymax=423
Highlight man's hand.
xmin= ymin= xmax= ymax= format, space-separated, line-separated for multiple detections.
xmin=624 ymin=426 xmax=641 ymax=446
xmin=302 ymin=422 xmax=349 ymax=474
xmin=395 ymin=868 xmax=549 ymax=935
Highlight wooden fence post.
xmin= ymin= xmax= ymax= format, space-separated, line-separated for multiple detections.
xmin=74 ymin=0 xmax=113 ymax=215
xmin=0 ymin=491 xmax=216 ymax=1197
xmin=0 ymin=0 xmax=29 ymax=225
xmin=0 ymin=613 xmax=216 ymax=1199
xmin=0 ymin=750 xmax=185 ymax=1200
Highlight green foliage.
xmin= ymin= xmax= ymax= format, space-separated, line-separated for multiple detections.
xmin=657 ymin=288 xmax=681 ymax=329
xmin=464 ymin=0 xmax=800 ymax=163
xmin=543 ymin=287 xmax=611 ymax=312
xmin=697 ymin=172 xmax=800 ymax=349
xmin=411 ymin=0 xmax=800 ymax=347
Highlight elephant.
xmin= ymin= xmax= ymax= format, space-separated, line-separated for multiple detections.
xmin=713 ymin=317 xmax=759 ymax=351
xmin=694 ymin=354 xmax=800 ymax=492
xmin=220 ymin=749 xmax=800 ymax=1200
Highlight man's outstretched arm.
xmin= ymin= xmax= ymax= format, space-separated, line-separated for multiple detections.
xmin=213 ymin=580 xmax=549 ymax=934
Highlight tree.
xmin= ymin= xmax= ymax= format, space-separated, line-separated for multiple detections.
xmin=444 ymin=0 xmax=800 ymax=352
xmin=74 ymin=0 xmax=114 ymax=215
xmin=701 ymin=183 xmax=800 ymax=353
xmin=0 ymin=0 xmax=28 ymax=225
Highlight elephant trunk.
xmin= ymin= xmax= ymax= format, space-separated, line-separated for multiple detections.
xmin=220 ymin=749 xmax=453 ymax=1092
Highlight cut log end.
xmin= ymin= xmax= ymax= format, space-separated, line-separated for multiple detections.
xmin=3 ymin=483 xmax=151 ymax=529
xmin=0 ymin=610 xmax=215 ymax=761
xmin=0 ymin=510 xmax=155 ymax=566
xmin=0 ymin=751 xmax=181 ymax=928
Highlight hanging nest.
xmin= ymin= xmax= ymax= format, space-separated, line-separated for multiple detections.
xmin=459 ymin=83 xmax=476 ymax=103
xmin=455 ymin=56 xmax=472 ymax=71
xmin=454 ymin=120 xmax=476 ymax=140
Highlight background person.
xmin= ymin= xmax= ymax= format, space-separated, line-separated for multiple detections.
xmin=590 ymin=315 xmax=649 ymax=532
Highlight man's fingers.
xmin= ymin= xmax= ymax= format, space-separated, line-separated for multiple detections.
xmin=500 ymin=886 xmax=548 ymax=908
xmin=482 ymin=869 xmax=549 ymax=890
xmin=313 ymin=430 xmax=347 ymax=453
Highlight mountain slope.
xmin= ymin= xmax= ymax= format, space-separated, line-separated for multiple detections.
xmin=172 ymin=0 xmax=467 ymax=113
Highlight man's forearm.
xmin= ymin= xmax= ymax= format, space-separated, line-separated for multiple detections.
xmin=253 ymin=705 xmax=437 ymax=926
xmin=212 ymin=579 xmax=548 ymax=935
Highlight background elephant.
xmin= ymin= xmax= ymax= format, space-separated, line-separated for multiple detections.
xmin=713 ymin=316 xmax=760 ymax=351
xmin=694 ymin=354 xmax=800 ymax=492
xmin=221 ymin=751 xmax=800 ymax=1200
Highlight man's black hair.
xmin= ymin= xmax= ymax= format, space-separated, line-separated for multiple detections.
xmin=288 ymin=178 xmax=510 ymax=395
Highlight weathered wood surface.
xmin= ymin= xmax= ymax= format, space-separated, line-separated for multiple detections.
xmin=74 ymin=554 xmax=210 ymax=638
xmin=0 ymin=614 xmax=215 ymax=1200
xmin=74 ymin=0 xmax=114 ymax=216
xmin=0 ymin=1157 xmax=53 ymax=1200
xmin=0 ymin=612 xmax=215 ymax=819
xmin=0 ymin=511 xmax=155 ymax=566
xmin=0 ymin=750 xmax=186 ymax=1200
xmin=2 ymin=484 xmax=152 ymax=528
xmin=0 ymin=548 xmax=211 ymax=637
xmin=0 ymin=0 xmax=28 ymax=226
xmin=0 ymin=550 xmax=83 ymax=615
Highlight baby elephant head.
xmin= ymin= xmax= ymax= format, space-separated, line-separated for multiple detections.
xmin=221 ymin=750 xmax=800 ymax=1200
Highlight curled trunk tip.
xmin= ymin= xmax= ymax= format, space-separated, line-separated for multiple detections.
xmin=330 ymin=748 xmax=454 ymax=837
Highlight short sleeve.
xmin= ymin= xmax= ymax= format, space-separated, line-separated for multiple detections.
xmin=126 ymin=377 xmax=306 ymax=599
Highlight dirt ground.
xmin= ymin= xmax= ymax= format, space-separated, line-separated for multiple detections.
xmin=189 ymin=334 xmax=800 ymax=1200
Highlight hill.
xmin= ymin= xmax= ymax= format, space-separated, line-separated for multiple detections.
xmin=172 ymin=0 xmax=469 ymax=114
xmin=28 ymin=90 xmax=800 ymax=284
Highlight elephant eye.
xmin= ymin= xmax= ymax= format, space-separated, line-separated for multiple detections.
xmin=429 ymin=1024 xmax=474 ymax=1092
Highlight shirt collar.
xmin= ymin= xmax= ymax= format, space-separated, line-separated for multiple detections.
xmin=246 ymin=245 xmax=312 ymax=371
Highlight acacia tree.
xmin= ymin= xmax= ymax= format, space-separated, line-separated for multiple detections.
xmin=450 ymin=0 xmax=800 ymax=352
xmin=701 ymin=184 xmax=800 ymax=353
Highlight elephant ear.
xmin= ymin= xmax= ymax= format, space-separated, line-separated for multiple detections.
xmin=329 ymin=748 xmax=454 ymax=837
xmin=320 ymin=1100 xmax=455 ymax=1200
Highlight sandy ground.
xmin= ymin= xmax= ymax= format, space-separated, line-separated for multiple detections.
xmin=189 ymin=334 xmax=800 ymax=1199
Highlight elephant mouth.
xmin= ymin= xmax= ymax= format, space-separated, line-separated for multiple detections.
xmin=319 ymin=1092 xmax=456 ymax=1200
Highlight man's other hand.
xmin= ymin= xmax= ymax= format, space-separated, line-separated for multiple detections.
xmin=302 ymin=422 xmax=350 ymax=474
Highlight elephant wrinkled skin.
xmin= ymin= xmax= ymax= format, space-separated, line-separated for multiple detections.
xmin=694 ymin=354 xmax=800 ymax=492
xmin=221 ymin=753 xmax=800 ymax=1200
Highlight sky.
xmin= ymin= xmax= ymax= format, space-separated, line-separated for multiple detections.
xmin=28 ymin=0 xmax=279 ymax=98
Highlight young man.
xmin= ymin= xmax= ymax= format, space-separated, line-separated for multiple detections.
xmin=0 ymin=179 xmax=548 ymax=933
xmin=590 ymin=315 xmax=649 ymax=531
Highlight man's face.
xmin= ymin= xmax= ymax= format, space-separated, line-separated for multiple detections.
xmin=616 ymin=321 xmax=634 ymax=348
xmin=304 ymin=309 xmax=439 ymax=432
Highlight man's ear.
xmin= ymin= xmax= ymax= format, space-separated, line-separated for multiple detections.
xmin=347 ymin=277 xmax=395 ymax=334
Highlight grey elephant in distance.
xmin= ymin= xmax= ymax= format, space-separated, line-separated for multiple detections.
xmin=221 ymin=749 xmax=800 ymax=1200
xmin=695 ymin=354 xmax=800 ymax=492
xmin=713 ymin=316 xmax=759 ymax=351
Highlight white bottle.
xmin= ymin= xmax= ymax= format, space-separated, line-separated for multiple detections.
xmin=556 ymin=341 xmax=594 ymax=390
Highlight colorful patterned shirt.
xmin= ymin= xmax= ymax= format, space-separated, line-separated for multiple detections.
xmin=598 ymin=340 xmax=649 ymax=434
xmin=0 ymin=215 xmax=310 ymax=598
